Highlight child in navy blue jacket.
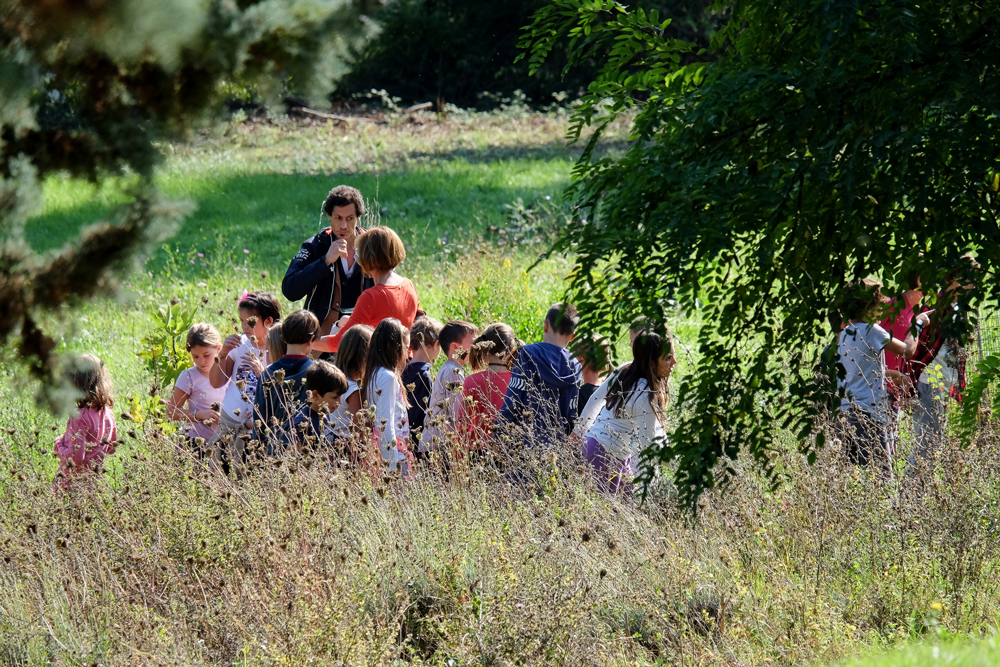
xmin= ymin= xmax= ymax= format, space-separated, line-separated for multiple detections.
xmin=496 ymin=303 xmax=581 ymax=447
xmin=253 ymin=310 xmax=319 ymax=454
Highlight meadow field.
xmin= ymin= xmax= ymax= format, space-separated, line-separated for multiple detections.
xmin=1 ymin=109 xmax=998 ymax=666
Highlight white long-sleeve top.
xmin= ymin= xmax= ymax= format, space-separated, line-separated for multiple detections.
xmin=367 ymin=367 xmax=409 ymax=465
xmin=577 ymin=376 xmax=665 ymax=461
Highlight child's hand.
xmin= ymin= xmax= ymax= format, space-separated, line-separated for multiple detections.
xmin=195 ymin=409 xmax=221 ymax=426
xmin=242 ymin=351 xmax=265 ymax=375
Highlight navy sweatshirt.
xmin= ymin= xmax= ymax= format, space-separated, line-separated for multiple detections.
xmin=496 ymin=342 xmax=581 ymax=447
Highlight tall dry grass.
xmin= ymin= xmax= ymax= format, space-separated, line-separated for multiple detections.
xmin=1 ymin=395 xmax=1000 ymax=665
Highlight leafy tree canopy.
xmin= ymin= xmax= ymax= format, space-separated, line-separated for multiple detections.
xmin=521 ymin=0 xmax=1000 ymax=506
xmin=340 ymin=0 xmax=719 ymax=109
xmin=1 ymin=0 xmax=375 ymax=406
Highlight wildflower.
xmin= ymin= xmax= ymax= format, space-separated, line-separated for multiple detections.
xmin=197 ymin=253 xmax=204 ymax=257
xmin=243 ymin=249 xmax=250 ymax=254
xmin=190 ymin=259 xmax=195 ymax=264
xmin=381 ymin=206 xmax=388 ymax=212
xmin=545 ymin=195 xmax=551 ymax=200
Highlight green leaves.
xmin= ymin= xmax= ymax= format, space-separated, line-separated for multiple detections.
xmin=526 ymin=0 xmax=1000 ymax=508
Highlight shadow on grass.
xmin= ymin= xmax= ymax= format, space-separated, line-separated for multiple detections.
xmin=26 ymin=158 xmax=574 ymax=276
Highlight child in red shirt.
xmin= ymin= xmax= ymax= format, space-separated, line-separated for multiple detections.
xmin=460 ymin=323 xmax=519 ymax=451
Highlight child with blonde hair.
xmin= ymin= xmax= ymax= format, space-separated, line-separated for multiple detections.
xmin=166 ymin=323 xmax=228 ymax=456
xmin=53 ymin=354 xmax=117 ymax=490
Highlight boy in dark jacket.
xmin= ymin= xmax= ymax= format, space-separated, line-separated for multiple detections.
xmin=496 ymin=303 xmax=582 ymax=447
xmin=253 ymin=310 xmax=318 ymax=455
xmin=281 ymin=185 xmax=373 ymax=335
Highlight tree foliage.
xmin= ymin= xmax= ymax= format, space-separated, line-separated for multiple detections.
xmin=340 ymin=0 xmax=718 ymax=109
xmin=0 ymin=0 xmax=374 ymax=406
xmin=521 ymin=0 xmax=1000 ymax=506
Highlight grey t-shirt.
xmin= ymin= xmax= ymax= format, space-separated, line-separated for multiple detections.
xmin=837 ymin=322 xmax=891 ymax=418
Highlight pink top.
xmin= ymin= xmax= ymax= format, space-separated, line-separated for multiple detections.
xmin=53 ymin=406 xmax=117 ymax=488
xmin=174 ymin=367 xmax=228 ymax=441
xmin=323 ymin=279 xmax=420 ymax=352
xmin=459 ymin=370 xmax=512 ymax=450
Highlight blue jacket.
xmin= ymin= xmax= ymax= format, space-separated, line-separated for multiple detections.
xmin=253 ymin=356 xmax=313 ymax=453
xmin=497 ymin=342 xmax=581 ymax=447
xmin=282 ymin=227 xmax=373 ymax=324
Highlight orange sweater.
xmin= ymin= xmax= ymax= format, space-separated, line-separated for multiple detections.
xmin=319 ymin=279 xmax=420 ymax=352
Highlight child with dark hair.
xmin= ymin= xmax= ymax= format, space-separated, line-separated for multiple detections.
xmin=291 ymin=360 xmax=348 ymax=453
xmin=577 ymin=329 xmax=674 ymax=496
xmin=209 ymin=291 xmax=281 ymax=473
xmin=253 ymin=309 xmax=319 ymax=451
xmin=906 ymin=255 xmax=979 ymax=474
xmin=461 ymin=322 xmax=518 ymax=449
xmin=326 ymin=325 xmax=373 ymax=455
xmin=496 ymin=303 xmax=582 ymax=447
xmin=422 ymin=320 xmax=479 ymax=453
xmin=402 ymin=315 xmax=443 ymax=450
xmin=836 ymin=279 xmax=916 ymax=472
xmin=362 ymin=318 xmax=413 ymax=473
xmin=53 ymin=354 xmax=117 ymax=491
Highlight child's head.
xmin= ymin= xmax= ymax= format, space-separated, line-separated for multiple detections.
xmin=631 ymin=327 xmax=675 ymax=381
xmin=67 ymin=353 xmax=113 ymax=411
xmin=439 ymin=320 xmax=479 ymax=364
xmin=607 ymin=327 xmax=673 ymax=422
xmin=362 ymin=318 xmax=410 ymax=401
xmin=628 ymin=316 xmax=648 ymax=345
xmin=543 ymin=302 xmax=579 ymax=344
xmin=305 ymin=360 xmax=349 ymax=414
xmin=355 ymin=226 xmax=406 ymax=276
xmin=282 ymin=309 xmax=321 ymax=350
xmin=574 ymin=334 xmax=611 ymax=376
xmin=266 ymin=322 xmax=287 ymax=362
xmin=186 ymin=323 xmax=223 ymax=372
xmin=842 ymin=279 xmax=883 ymax=322
xmin=238 ymin=291 xmax=281 ymax=345
xmin=409 ymin=315 xmax=443 ymax=356
xmin=469 ymin=322 xmax=518 ymax=371
xmin=335 ymin=324 xmax=373 ymax=382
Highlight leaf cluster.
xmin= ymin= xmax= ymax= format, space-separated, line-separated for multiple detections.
xmin=521 ymin=0 xmax=1000 ymax=507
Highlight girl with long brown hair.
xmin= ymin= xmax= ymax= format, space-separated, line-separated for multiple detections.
xmin=576 ymin=328 xmax=675 ymax=497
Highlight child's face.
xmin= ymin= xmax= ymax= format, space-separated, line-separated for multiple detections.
xmin=452 ymin=332 xmax=476 ymax=365
xmin=310 ymin=390 xmax=342 ymax=414
xmin=239 ymin=308 xmax=271 ymax=347
xmin=189 ymin=345 xmax=221 ymax=373
xmin=657 ymin=344 xmax=677 ymax=379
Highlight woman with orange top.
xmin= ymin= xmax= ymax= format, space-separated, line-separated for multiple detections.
xmin=313 ymin=226 xmax=421 ymax=354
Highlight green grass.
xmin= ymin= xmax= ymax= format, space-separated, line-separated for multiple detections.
xmin=838 ymin=638 xmax=1000 ymax=666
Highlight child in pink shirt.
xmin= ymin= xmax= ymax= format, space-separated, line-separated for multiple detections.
xmin=53 ymin=354 xmax=117 ymax=491
xmin=166 ymin=323 xmax=228 ymax=457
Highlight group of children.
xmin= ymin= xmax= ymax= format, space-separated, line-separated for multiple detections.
xmin=834 ymin=257 xmax=977 ymax=477
xmin=51 ymin=230 xmax=678 ymax=495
